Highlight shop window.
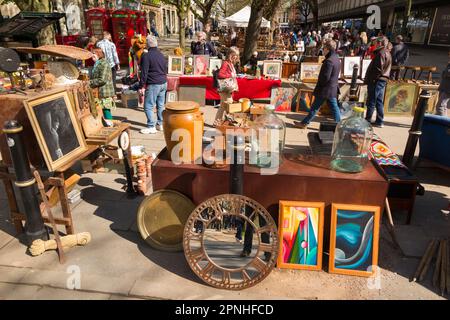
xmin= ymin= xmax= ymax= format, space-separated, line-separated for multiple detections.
xmin=392 ymin=8 xmax=432 ymax=44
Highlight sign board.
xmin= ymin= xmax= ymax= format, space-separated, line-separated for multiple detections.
xmin=429 ymin=4 xmax=450 ymax=46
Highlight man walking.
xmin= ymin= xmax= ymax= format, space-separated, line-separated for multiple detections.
xmin=436 ymin=51 xmax=450 ymax=117
xmin=134 ymin=35 xmax=167 ymax=134
xmin=364 ymin=36 xmax=392 ymax=127
xmin=391 ymin=35 xmax=409 ymax=79
xmin=296 ymin=39 xmax=341 ymax=129
xmin=96 ymin=31 xmax=120 ymax=92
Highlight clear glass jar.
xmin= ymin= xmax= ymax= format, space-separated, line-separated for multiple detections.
xmin=250 ymin=105 xmax=286 ymax=168
xmin=330 ymin=106 xmax=373 ymax=173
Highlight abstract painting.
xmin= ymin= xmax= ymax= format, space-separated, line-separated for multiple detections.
xmin=277 ymin=201 xmax=324 ymax=271
xmin=193 ymin=55 xmax=209 ymax=76
xmin=384 ymin=82 xmax=419 ymax=116
xmin=271 ymin=86 xmax=297 ymax=112
xmin=329 ymin=204 xmax=380 ymax=277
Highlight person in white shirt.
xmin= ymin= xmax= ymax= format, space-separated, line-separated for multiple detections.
xmin=96 ymin=31 xmax=120 ymax=92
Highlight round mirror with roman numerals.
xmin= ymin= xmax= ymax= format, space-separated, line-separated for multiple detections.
xmin=183 ymin=194 xmax=278 ymax=290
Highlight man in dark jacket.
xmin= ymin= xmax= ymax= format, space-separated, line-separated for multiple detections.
xmin=436 ymin=51 xmax=450 ymax=116
xmin=134 ymin=35 xmax=167 ymax=134
xmin=191 ymin=31 xmax=216 ymax=56
xmin=296 ymin=39 xmax=341 ymax=128
xmin=364 ymin=36 xmax=392 ymax=127
xmin=390 ymin=35 xmax=409 ymax=79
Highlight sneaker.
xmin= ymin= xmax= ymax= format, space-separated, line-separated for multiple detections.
xmin=156 ymin=124 xmax=164 ymax=131
xmin=240 ymin=251 xmax=250 ymax=257
xmin=235 ymin=237 xmax=243 ymax=244
xmin=372 ymin=123 xmax=384 ymax=128
xmin=140 ymin=127 xmax=157 ymax=134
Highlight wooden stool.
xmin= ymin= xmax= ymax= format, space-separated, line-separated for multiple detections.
xmin=403 ymin=66 xmax=421 ymax=80
xmin=418 ymin=66 xmax=437 ymax=82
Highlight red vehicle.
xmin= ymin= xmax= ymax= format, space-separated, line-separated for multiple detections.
xmin=111 ymin=9 xmax=147 ymax=65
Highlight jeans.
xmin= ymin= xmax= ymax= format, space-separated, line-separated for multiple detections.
xmin=366 ymin=80 xmax=387 ymax=124
xmin=144 ymin=82 xmax=167 ymax=128
xmin=111 ymin=66 xmax=117 ymax=92
xmin=301 ymin=96 xmax=341 ymax=125
xmin=435 ymin=91 xmax=449 ymax=117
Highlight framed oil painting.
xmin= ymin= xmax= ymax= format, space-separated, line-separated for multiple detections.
xmin=343 ymin=56 xmax=361 ymax=77
xmin=208 ymin=58 xmax=222 ymax=76
xmin=384 ymin=82 xmax=419 ymax=116
xmin=168 ymin=55 xmax=184 ymax=75
xmin=193 ymin=55 xmax=209 ymax=76
xmin=263 ymin=60 xmax=282 ymax=79
xmin=329 ymin=204 xmax=380 ymax=277
xmin=24 ymin=90 xmax=88 ymax=172
xmin=300 ymin=62 xmax=321 ymax=82
xmin=166 ymin=90 xmax=178 ymax=103
xmin=278 ymin=201 xmax=324 ymax=271
xmin=184 ymin=56 xmax=194 ymax=75
xmin=271 ymin=86 xmax=297 ymax=112
xmin=360 ymin=59 xmax=371 ymax=80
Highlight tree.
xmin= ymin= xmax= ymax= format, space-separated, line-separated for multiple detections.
xmin=298 ymin=0 xmax=311 ymax=27
xmin=161 ymin=0 xmax=191 ymax=49
xmin=192 ymin=0 xmax=218 ymax=28
xmin=242 ymin=0 xmax=281 ymax=63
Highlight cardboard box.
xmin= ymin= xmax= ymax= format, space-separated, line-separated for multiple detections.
xmin=121 ymin=91 xmax=139 ymax=108
xmin=224 ymin=102 xmax=242 ymax=113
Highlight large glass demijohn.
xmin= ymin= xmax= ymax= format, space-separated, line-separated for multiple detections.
xmin=250 ymin=104 xmax=286 ymax=168
xmin=330 ymin=106 xmax=373 ymax=173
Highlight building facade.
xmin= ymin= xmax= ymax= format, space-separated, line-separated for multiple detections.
xmin=317 ymin=0 xmax=450 ymax=46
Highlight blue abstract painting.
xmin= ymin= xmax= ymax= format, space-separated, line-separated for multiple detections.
xmin=334 ymin=209 xmax=374 ymax=271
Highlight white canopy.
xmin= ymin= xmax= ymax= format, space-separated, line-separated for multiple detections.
xmin=222 ymin=6 xmax=270 ymax=28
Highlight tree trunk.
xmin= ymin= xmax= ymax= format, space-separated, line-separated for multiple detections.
xmin=243 ymin=0 xmax=264 ymax=64
xmin=401 ymin=0 xmax=412 ymax=37
xmin=178 ymin=10 xmax=187 ymax=50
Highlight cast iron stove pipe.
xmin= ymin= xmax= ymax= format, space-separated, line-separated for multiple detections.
xmin=3 ymin=120 xmax=48 ymax=244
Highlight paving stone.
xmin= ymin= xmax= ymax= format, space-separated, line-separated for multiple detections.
xmin=396 ymin=225 xmax=430 ymax=258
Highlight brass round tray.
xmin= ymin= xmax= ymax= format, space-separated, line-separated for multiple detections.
xmin=137 ymin=189 xmax=195 ymax=252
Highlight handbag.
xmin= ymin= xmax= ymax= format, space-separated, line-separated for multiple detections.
xmin=217 ymin=62 xmax=238 ymax=93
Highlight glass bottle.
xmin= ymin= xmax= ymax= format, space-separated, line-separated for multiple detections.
xmin=330 ymin=106 xmax=373 ymax=173
xmin=250 ymin=105 xmax=286 ymax=168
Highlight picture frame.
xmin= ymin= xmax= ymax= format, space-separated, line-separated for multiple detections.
xmin=300 ymin=62 xmax=321 ymax=82
xmin=24 ymin=90 xmax=88 ymax=172
xmin=343 ymin=56 xmax=361 ymax=77
xmin=168 ymin=55 xmax=184 ymax=75
xmin=208 ymin=58 xmax=222 ymax=76
xmin=383 ymin=81 xmax=419 ymax=116
xmin=166 ymin=90 xmax=178 ymax=103
xmin=184 ymin=55 xmax=194 ymax=75
xmin=271 ymin=86 xmax=297 ymax=112
xmin=193 ymin=55 xmax=209 ymax=76
xmin=263 ymin=60 xmax=282 ymax=79
xmin=329 ymin=204 xmax=380 ymax=277
xmin=277 ymin=201 xmax=325 ymax=271
xmin=360 ymin=59 xmax=371 ymax=80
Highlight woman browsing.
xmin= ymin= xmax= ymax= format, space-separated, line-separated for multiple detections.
xmin=90 ymin=47 xmax=116 ymax=120
xmin=215 ymin=47 xmax=240 ymax=122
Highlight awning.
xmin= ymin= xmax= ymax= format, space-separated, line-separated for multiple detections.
xmin=221 ymin=6 xmax=270 ymax=28
xmin=0 ymin=11 xmax=65 ymax=37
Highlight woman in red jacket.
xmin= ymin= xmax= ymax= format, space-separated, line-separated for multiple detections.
xmin=215 ymin=46 xmax=240 ymax=121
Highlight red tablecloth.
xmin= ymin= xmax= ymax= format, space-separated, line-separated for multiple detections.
xmin=178 ymin=76 xmax=281 ymax=100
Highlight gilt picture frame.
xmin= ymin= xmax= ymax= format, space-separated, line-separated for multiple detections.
xmin=24 ymin=90 xmax=88 ymax=172
xmin=263 ymin=60 xmax=283 ymax=79
xmin=168 ymin=55 xmax=184 ymax=75
xmin=383 ymin=81 xmax=419 ymax=116
xmin=329 ymin=204 xmax=380 ymax=277
xmin=300 ymin=62 xmax=321 ymax=82
xmin=277 ymin=201 xmax=325 ymax=271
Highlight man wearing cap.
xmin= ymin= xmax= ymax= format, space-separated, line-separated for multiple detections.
xmin=134 ymin=35 xmax=167 ymax=134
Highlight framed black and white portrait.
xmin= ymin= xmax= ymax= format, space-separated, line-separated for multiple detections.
xmin=24 ymin=90 xmax=88 ymax=172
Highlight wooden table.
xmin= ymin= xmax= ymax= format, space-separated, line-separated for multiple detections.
xmin=151 ymin=148 xmax=389 ymax=241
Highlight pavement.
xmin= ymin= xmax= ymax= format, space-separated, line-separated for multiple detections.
xmin=0 ymin=43 xmax=449 ymax=300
